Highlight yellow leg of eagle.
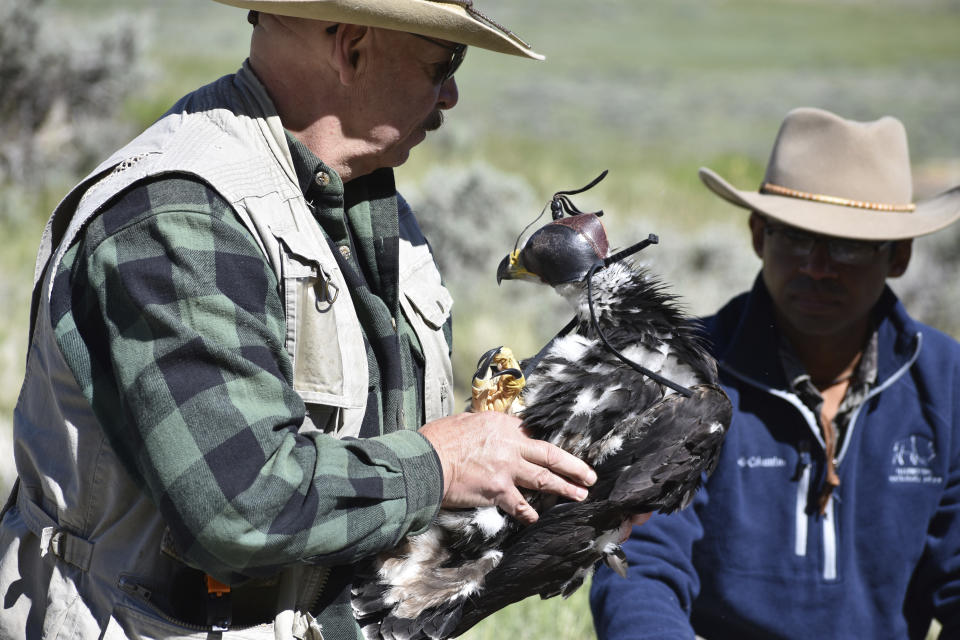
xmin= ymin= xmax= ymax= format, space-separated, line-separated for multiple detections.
xmin=471 ymin=346 xmax=526 ymax=415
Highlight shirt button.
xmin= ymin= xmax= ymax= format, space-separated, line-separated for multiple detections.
xmin=339 ymin=245 xmax=351 ymax=260
xmin=314 ymin=171 xmax=330 ymax=187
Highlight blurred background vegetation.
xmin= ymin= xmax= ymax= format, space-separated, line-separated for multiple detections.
xmin=1 ymin=0 xmax=957 ymax=637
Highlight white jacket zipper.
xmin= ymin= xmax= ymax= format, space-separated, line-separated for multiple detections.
xmin=822 ymin=498 xmax=837 ymax=580
xmin=795 ymin=446 xmax=811 ymax=558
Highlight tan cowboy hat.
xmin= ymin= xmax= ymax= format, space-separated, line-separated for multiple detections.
xmin=699 ymin=107 xmax=960 ymax=240
xmin=210 ymin=0 xmax=543 ymax=60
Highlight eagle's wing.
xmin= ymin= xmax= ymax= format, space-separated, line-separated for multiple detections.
xmin=600 ymin=383 xmax=731 ymax=509
xmin=444 ymin=384 xmax=730 ymax=636
xmin=518 ymin=338 xmax=667 ymax=465
xmin=355 ymin=350 xmax=731 ymax=640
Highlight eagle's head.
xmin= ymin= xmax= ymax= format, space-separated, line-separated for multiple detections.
xmin=497 ymin=214 xmax=609 ymax=287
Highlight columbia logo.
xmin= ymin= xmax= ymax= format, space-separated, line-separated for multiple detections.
xmin=737 ymin=456 xmax=787 ymax=469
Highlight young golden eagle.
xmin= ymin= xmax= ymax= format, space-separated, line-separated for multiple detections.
xmin=352 ymin=179 xmax=732 ymax=640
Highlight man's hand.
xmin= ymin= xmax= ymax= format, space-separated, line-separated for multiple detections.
xmin=619 ymin=513 xmax=653 ymax=542
xmin=419 ymin=411 xmax=597 ymax=525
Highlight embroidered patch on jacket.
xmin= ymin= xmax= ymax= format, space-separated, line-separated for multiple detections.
xmin=889 ymin=436 xmax=942 ymax=485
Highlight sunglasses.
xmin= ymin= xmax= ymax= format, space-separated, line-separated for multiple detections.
xmin=762 ymin=221 xmax=892 ymax=266
xmin=326 ymin=24 xmax=467 ymax=86
xmin=410 ymin=33 xmax=467 ymax=85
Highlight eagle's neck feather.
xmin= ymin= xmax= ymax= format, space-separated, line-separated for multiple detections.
xmin=558 ymin=262 xmax=687 ymax=331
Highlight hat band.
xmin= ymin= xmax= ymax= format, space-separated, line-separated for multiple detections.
xmin=435 ymin=0 xmax=532 ymax=48
xmin=760 ymin=182 xmax=916 ymax=213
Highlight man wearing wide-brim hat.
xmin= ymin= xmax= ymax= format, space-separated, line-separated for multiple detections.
xmin=592 ymin=107 xmax=960 ymax=639
xmin=0 ymin=2 xmax=599 ymax=639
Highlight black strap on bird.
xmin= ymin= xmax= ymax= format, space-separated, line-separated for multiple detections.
xmin=586 ymin=257 xmax=694 ymax=398
xmin=523 ymin=171 xmax=694 ymax=397
xmin=521 ymin=263 xmax=695 ymax=397
xmin=603 ymin=233 xmax=658 ymax=268
xmin=550 ymin=170 xmax=608 ymax=220
xmin=520 ymin=233 xmax=695 ymax=397
xmin=510 ymin=171 xmax=610 ymax=260
xmin=521 ymin=316 xmax=578 ymax=379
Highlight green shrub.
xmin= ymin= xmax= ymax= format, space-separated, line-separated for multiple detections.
xmin=0 ymin=0 xmax=142 ymax=192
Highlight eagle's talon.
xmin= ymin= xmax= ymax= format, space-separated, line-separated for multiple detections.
xmin=471 ymin=346 xmax=526 ymax=414
xmin=474 ymin=346 xmax=505 ymax=379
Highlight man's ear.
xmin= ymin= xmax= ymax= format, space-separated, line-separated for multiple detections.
xmin=748 ymin=211 xmax=765 ymax=259
xmin=331 ymin=23 xmax=370 ymax=86
xmin=887 ymin=239 xmax=913 ymax=278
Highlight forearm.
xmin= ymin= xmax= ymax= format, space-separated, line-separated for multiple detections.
xmin=589 ymin=499 xmax=704 ymax=639
xmin=591 ymin=572 xmax=696 ymax=640
xmin=928 ymin=445 xmax=960 ymax=633
xmin=168 ymin=427 xmax=443 ymax=578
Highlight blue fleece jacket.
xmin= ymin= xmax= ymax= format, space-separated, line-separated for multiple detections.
xmin=590 ymin=277 xmax=960 ymax=640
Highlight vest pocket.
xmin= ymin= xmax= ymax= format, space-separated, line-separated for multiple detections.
xmin=273 ymin=232 xmax=367 ymax=412
xmin=398 ymin=246 xmax=454 ymax=422
xmin=403 ymin=274 xmax=453 ymax=331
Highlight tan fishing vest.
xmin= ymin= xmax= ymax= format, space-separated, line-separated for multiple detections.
xmin=0 ymin=63 xmax=454 ymax=639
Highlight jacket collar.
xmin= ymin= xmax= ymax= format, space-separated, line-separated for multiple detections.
xmin=712 ymin=274 xmax=921 ymax=391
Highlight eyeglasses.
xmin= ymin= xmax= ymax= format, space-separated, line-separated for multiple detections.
xmin=325 ymin=24 xmax=466 ymax=85
xmin=762 ymin=221 xmax=892 ymax=266
xmin=410 ymin=33 xmax=467 ymax=85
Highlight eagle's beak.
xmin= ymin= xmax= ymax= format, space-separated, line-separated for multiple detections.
xmin=497 ymin=250 xmax=534 ymax=284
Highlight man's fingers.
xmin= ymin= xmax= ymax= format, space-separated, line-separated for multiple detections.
xmin=420 ymin=412 xmax=600 ymax=516
xmin=520 ymin=438 xmax=597 ymax=488
xmin=618 ymin=512 xmax=653 ymax=542
xmin=515 ymin=459 xmax=590 ymax=503
xmin=497 ymin=487 xmax=539 ymax=525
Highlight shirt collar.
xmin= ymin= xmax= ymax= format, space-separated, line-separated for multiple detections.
xmin=284 ymin=131 xmax=344 ymax=200
xmin=779 ymin=326 xmax=879 ymax=405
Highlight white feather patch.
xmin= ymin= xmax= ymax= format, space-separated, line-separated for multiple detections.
xmin=619 ymin=343 xmax=668 ymax=372
xmin=659 ymin=352 xmax=701 ymax=394
xmin=550 ymin=334 xmax=591 ymax=362
xmin=472 ymin=506 xmax=507 ymax=538
xmin=594 ymin=385 xmax=623 ymax=409
xmin=455 ymin=550 xmax=503 ymax=600
xmin=571 ymin=387 xmax=600 ymax=416
xmin=599 ymin=434 xmax=624 ymax=458
xmin=380 ymin=528 xmax=444 ymax=590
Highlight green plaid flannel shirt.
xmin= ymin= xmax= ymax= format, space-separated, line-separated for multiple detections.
xmin=49 ymin=137 xmax=445 ymax=586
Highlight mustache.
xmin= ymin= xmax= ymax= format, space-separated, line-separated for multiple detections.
xmin=785 ymin=275 xmax=845 ymax=297
xmin=422 ymin=110 xmax=444 ymax=132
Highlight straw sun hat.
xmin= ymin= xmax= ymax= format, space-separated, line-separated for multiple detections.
xmin=699 ymin=107 xmax=960 ymax=240
xmin=210 ymin=0 xmax=543 ymax=60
